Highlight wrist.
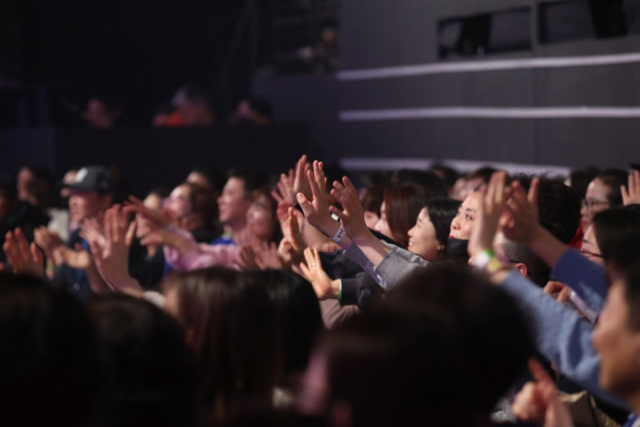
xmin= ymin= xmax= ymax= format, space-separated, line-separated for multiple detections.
xmin=350 ymin=228 xmax=376 ymax=247
xmin=525 ymin=226 xmax=548 ymax=247
xmin=330 ymin=279 xmax=341 ymax=299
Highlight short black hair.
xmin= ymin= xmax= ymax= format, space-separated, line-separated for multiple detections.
xmin=387 ymin=264 xmax=534 ymax=415
xmin=570 ymin=166 xmax=601 ymax=200
xmin=597 ymin=169 xmax=629 ymax=207
xmin=323 ymin=306 xmax=475 ymax=427
xmin=622 ymin=266 xmax=640 ymax=329
xmin=390 ymin=169 xmax=447 ymax=198
xmin=227 ymin=169 xmax=270 ymax=197
xmin=429 ymin=164 xmax=460 ymax=192
xmin=87 ymin=294 xmax=197 ymax=427
xmin=593 ymin=206 xmax=640 ymax=272
xmin=467 ymin=166 xmax=499 ymax=184
xmin=426 ymin=197 xmax=461 ymax=248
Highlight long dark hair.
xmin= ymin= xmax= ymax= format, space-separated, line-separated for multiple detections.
xmin=163 ymin=268 xmax=281 ymax=424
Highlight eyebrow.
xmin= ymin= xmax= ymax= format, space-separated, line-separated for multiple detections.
xmin=464 ymin=207 xmax=476 ymax=213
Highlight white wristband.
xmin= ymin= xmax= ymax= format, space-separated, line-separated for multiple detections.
xmin=331 ymin=224 xmax=346 ymax=243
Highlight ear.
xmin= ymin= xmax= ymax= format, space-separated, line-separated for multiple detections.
xmin=330 ymin=401 xmax=353 ymax=427
xmin=513 ymin=262 xmax=528 ymax=278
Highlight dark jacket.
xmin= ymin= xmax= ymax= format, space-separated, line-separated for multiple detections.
xmin=0 ymin=201 xmax=50 ymax=264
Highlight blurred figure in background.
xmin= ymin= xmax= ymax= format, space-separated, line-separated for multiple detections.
xmin=170 ymin=84 xmax=216 ymax=127
xmin=83 ymin=97 xmax=122 ymax=129
xmin=229 ymin=96 xmax=274 ymax=126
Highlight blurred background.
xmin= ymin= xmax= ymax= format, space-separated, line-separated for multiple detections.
xmin=3 ymin=0 xmax=640 ymax=192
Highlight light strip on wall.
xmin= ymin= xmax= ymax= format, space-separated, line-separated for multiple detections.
xmin=339 ymin=106 xmax=640 ymax=121
xmin=336 ymin=52 xmax=640 ymax=81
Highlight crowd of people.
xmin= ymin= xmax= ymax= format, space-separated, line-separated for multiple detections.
xmin=2 ymin=155 xmax=640 ymax=427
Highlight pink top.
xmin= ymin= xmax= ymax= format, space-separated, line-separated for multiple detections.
xmin=163 ymin=228 xmax=241 ymax=271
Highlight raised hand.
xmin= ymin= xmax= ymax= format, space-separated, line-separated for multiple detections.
xmin=273 ymin=169 xmax=297 ymax=207
xmin=238 ymin=242 xmax=283 ymax=270
xmin=329 ymin=176 xmax=370 ymax=245
xmin=297 ymin=160 xmax=339 ymax=237
xmin=89 ymin=205 xmax=142 ymax=294
xmin=34 ymin=226 xmax=64 ymax=259
xmin=622 ymin=170 xmax=640 ymax=206
xmin=299 ymin=247 xmax=340 ymax=300
xmin=512 ymin=359 xmax=574 ymax=427
xmin=292 ymin=154 xmax=313 ymax=202
xmin=468 ymin=171 xmax=511 ymax=258
xmin=126 ymin=195 xmax=172 ymax=229
xmin=3 ymin=228 xmax=45 ymax=279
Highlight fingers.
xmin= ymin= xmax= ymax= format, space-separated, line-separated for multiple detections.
xmin=527 ymin=177 xmax=540 ymax=205
xmin=14 ymin=228 xmax=31 ymax=262
xmin=30 ymin=243 xmax=43 ymax=267
xmin=529 ymin=358 xmax=554 ymax=386
xmin=329 ymin=205 xmax=347 ymax=222
xmin=125 ymin=220 xmax=137 ymax=246
xmin=622 ymin=185 xmax=630 ymax=205
xmin=307 ymin=168 xmax=322 ymax=203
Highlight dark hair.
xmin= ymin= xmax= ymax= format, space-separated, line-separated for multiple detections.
xmin=189 ymin=167 xmax=227 ymax=194
xmin=0 ymin=274 xmax=100 ymax=427
xmin=387 ymin=264 xmax=534 ymax=415
xmin=87 ymin=294 xmax=197 ymax=427
xmin=147 ymin=187 xmax=170 ymax=200
xmin=227 ymin=410 xmax=326 ymax=427
xmin=597 ymin=169 xmax=629 ymax=207
xmin=227 ymin=170 xmax=270 ymax=198
xmin=174 ymin=84 xmax=211 ymax=107
xmin=254 ymin=270 xmax=323 ymax=382
xmin=467 ymin=166 xmax=499 ymax=184
xmin=570 ymin=166 xmax=601 ymax=200
xmin=593 ymin=207 xmax=640 ymax=272
xmin=162 ymin=268 xmax=280 ymax=422
xmin=514 ymin=174 xmax=581 ymax=245
xmin=384 ymin=182 xmax=434 ymax=248
xmin=429 ymin=164 xmax=460 ymax=192
xmin=425 ymin=197 xmax=461 ymax=249
xmin=622 ymin=266 xmax=640 ymax=329
xmin=390 ymin=169 xmax=447 ymax=198
xmin=0 ymin=175 xmax=17 ymax=202
xmin=500 ymin=175 xmax=581 ymax=287
xmin=360 ymin=184 xmax=384 ymax=216
xmin=322 ymin=306 xmax=474 ymax=427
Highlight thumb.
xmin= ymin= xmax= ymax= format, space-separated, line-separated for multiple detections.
xmin=296 ymin=193 xmax=312 ymax=215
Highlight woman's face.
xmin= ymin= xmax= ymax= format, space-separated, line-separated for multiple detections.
xmin=246 ymin=195 xmax=275 ymax=241
xmin=364 ymin=211 xmax=380 ymax=230
xmin=373 ymin=202 xmax=394 ymax=240
xmin=581 ymin=225 xmax=605 ymax=267
xmin=449 ymin=192 xmax=480 ymax=240
xmin=136 ymin=193 xmax=163 ymax=239
xmin=407 ymin=208 xmax=440 ymax=260
xmin=165 ymin=185 xmax=192 ymax=219
xmin=581 ymin=178 xmax=611 ymax=230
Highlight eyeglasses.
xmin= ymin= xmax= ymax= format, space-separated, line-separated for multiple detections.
xmin=581 ymin=199 xmax=609 ymax=212
xmin=579 ymin=250 xmax=604 ymax=259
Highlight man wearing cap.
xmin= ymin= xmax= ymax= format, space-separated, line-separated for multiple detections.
xmin=51 ymin=166 xmax=113 ymax=298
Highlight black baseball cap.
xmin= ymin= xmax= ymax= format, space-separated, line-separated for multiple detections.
xmin=63 ymin=166 xmax=113 ymax=193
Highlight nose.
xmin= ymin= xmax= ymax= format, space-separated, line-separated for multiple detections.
xmin=451 ymin=216 xmax=460 ymax=230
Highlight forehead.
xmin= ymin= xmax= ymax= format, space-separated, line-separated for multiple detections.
xmin=171 ymin=185 xmax=190 ymax=198
xmin=461 ymin=191 xmax=480 ymax=211
xmin=587 ymin=178 xmax=609 ymax=198
xmin=418 ymin=207 xmax=429 ymax=219
xmin=224 ymin=177 xmax=246 ymax=193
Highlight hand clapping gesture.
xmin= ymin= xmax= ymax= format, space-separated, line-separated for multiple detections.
xmin=3 ymin=228 xmax=45 ymax=279
xmin=88 ymin=205 xmax=143 ymax=295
